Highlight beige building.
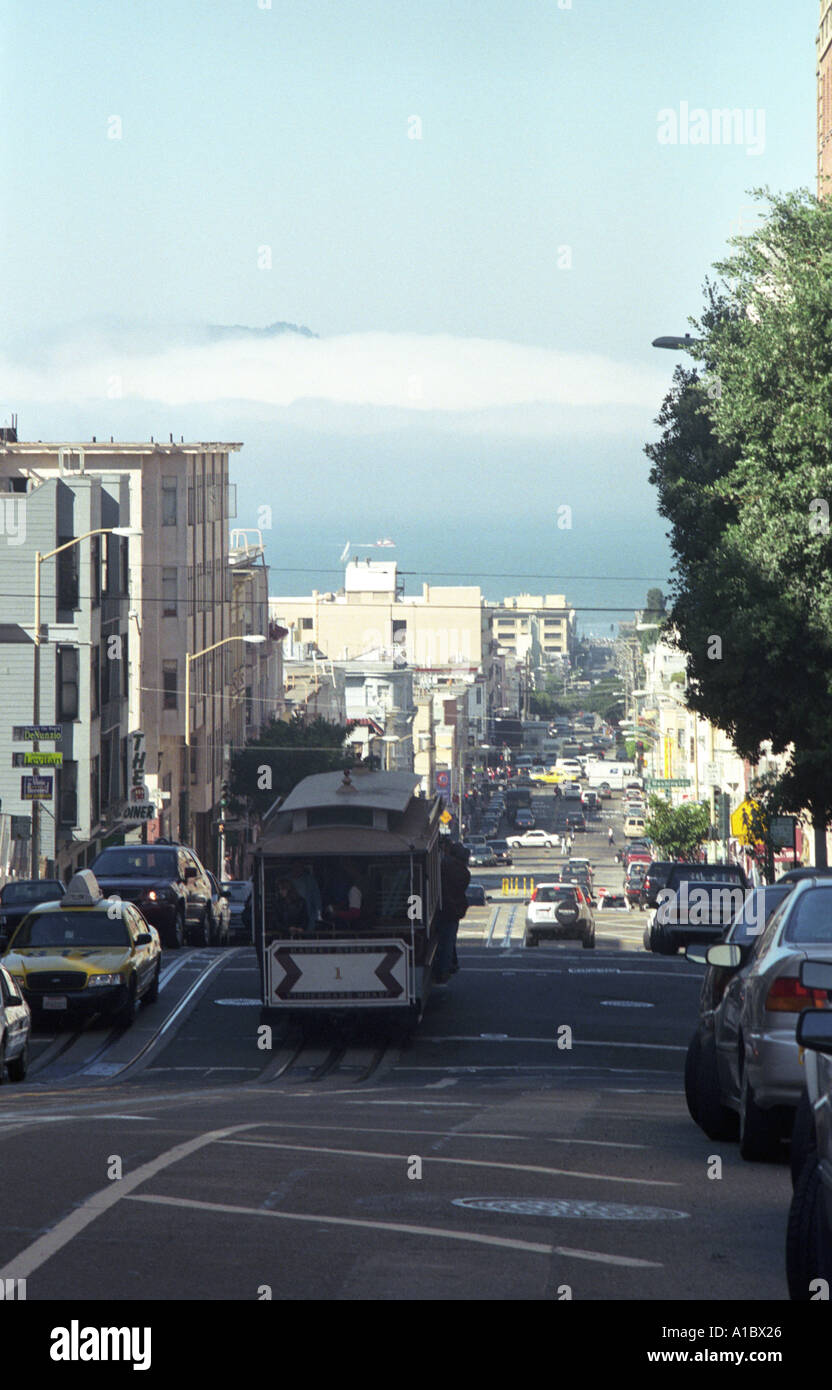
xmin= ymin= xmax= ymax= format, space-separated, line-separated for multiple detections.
xmin=0 ymin=438 xmax=252 ymax=870
xmin=819 ymin=1 xmax=832 ymax=195
xmin=490 ymin=594 xmax=575 ymax=666
xmin=272 ymin=559 xmax=493 ymax=681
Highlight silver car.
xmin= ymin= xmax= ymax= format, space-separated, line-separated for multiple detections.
xmin=706 ymin=878 xmax=832 ymax=1160
xmin=0 ymin=963 xmax=31 ymax=1082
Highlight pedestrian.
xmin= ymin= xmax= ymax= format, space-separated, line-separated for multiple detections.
xmin=608 ymin=826 xmax=615 ymax=846
xmin=433 ymin=840 xmax=470 ymax=984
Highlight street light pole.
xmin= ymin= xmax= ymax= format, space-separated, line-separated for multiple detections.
xmin=183 ymin=634 xmax=266 ymax=853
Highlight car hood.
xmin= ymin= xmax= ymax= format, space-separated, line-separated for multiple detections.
xmin=92 ymin=875 xmax=174 ymax=895
xmin=5 ymin=947 xmax=132 ymax=974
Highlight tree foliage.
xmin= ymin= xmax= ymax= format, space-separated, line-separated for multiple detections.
xmin=229 ymin=715 xmax=353 ymax=820
xmin=645 ymin=189 xmax=832 ymax=862
xmin=644 ymin=796 xmax=711 ymax=860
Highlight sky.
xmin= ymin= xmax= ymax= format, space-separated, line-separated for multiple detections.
xmin=0 ymin=0 xmax=820 ymax=621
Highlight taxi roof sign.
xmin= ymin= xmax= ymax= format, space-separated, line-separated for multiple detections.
xmin=62 ymin=869 xmax=103 ymax=908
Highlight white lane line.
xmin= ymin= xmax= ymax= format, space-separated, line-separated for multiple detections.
xmin=426 ymin=1078 xmax=459 ymax=1088
xmin=123 ymin=1192 xmax=662 ymax=1268
xmin=158 ymin=952 xmax=198 ymax=990
xmin=231 ymin=1120 xmax=647 ymax=1151
xmin=455 ymin=967 xmax=691 ymax=979
xmin=420 ymin=1036 xmax=686 ymax=1052
xmin=0 ymin=1122 xmax=261 ymax=1281
xmin=216 ymin=1138 xmax=677 ymax=1187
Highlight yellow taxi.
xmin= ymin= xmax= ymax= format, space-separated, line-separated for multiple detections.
xmin=1 ymin=870 xmax=162 ymax=1027
xmin=538 ymin=769 xmax=567 ymax=785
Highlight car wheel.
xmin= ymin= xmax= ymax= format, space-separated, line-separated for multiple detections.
xmin=684 ymin=1030 xmax=702 ymax=1126
xmin=786 ymin=1158 xmax=832 ymax=1300
xmin=144 ymin=961 xmax=161 ymax=1005
xmin=739 ymin=1066 xmax=781 ymax=1161
xmin=7 ymin=1040 xmax=29 ymax=1082
xmin=114 ymin=978 xmax=138 ymax=1029
xmin=0 ymin=1034 xmax=5 ymax=1084
xmin=696 ymin=1032 xmax=738 ymax=1140
xmin=582 ymin=932 xmax=595 ymax=949
xmin=790 ymin=1091 xmax=817 ymax=1189
xmin=167 ymin=907 xmax=185 ymax=950
xmin=525 ymin=933 xmax=538 ymax=948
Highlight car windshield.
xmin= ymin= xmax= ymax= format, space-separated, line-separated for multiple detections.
xmin=92 ymin=849 xmax=178 ymax=878
xmin=536 ymin=886 xmax=574 ymax=902
xmin=673 ymin=866 xmax=744 ymax=883
xmin=784 ymin=887 xmax=832 ymax=944
xmin=12 ymin=911 xmax=130 ymax=948
xmin=1 ymin=880 xmax=63 ymax=904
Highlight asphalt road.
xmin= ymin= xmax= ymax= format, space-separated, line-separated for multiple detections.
xmin=0 ymin=793 xmax=794 ymax=1303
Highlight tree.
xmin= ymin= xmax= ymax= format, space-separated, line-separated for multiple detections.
xmin=645 ymin=588 xmax=667 ymax=615
xmin=229 ymin=715 xmax=353 ymax=822
xmin=644 ymin=796 xmax=712 ymax=860
xmin=645 ymin=190 xmax=832 ymax=865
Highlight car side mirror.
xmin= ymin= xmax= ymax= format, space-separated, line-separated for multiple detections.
xmin=220 ymin=888 xmax=231 ymax=898
xmin=135 ymin=932 xmax=152 ymax=946
xmin=705 ymin=943 xmax=743 ymax=969
xmin=796 ymin=1008 xmax=832 ymax=1056
xmin=184 ymin=865 xmax=198 ymax=880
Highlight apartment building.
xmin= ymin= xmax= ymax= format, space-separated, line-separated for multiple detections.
xmin=490 ymin=594 xmax=575 ymax=666
xmin=0 ymin=436 xmax=242 ymax=870
xmin=229 ymin=528 xmax=285 ymax=745
xmin=0 ymin=467 xmax=130 ymax=877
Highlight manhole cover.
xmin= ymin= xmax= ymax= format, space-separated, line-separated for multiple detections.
xmin=452 ymin=1198 xmax=688 ymax=1221
xmin=214 ymin=998 xmax=261 ymax=1006
xmin=600 ymin=1000 xmax=654 ymax=1008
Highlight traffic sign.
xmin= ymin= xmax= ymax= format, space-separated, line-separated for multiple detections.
xmin=266 ymin=940 xmax=409 ymax=1006
xmin=644 ymin=777 xmax=691 ymax=789
xmin=440 ymin=810 xmax=452 ymax=824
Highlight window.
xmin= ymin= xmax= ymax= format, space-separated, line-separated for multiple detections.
xmin=301 ymin=617 xmax=313 ymax=630
xmin=163 ymin=660 xmax=178 ymax=711
xmin=187 ymin=483 xmax=194 ymax=526
xmin=91 ymin=536 xmax=101 ymax=607
xmin=162 ymin=567 xmax=177 ymax=617
xmin=162 ymin=478 xmax=178 ymax=526
xmin=58 ymin=760 xmax=78 ymax=827
xmin=57 ymin=646 xmax=79 ymax=720
xmin=120 ymin=537 xmax=129 ymax=594
xmin=90 ymin=754 xmax=100 ymax=826
xmin=56 ymin=541 xmax=79 ymax=611
xmin=91 ymin=648 xmax=100 ymax=717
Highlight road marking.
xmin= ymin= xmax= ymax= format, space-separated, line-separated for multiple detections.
xmin=123 ymin=1192 xmax=662 ymax=1267
xmin=0 ymin=1122 xmax=262 ymax=1281
xmin=419 ymin=1036 xmax=686 ymax=1052
xmin=220 ymin=1119 xmax=647 ymax=1150
xmin=217 ymin=1138 xmax=677 ymax=1186
xmin=426 ymin=1078 xmax=459 ymax=1088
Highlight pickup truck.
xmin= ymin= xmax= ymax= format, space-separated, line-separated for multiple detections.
xmin=646 ymin=862 xmax=751 ymax=955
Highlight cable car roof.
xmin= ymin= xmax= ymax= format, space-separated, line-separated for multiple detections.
xmin=279 ymin=769 xmax=421 ymax=815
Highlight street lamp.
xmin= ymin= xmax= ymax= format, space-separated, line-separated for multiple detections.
xmin=182 ymin=634 xmax=266 ymax=849
xmin=31 ymin=526 xmax=141 ymax=878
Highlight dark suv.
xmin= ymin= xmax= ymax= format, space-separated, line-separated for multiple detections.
xmin=88 ymin=842 xmax=213 ymax=948
xmin=0 ymin=879 xmax=65 ymax=946
xmin=646 ymin=861 xmax=751 ymax=955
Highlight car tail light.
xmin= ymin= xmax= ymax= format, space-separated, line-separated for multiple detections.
xmin=530 ymin=887 xmax=538 ymax=901
xmin=765 ymin=977 xmax=829 ymax=1013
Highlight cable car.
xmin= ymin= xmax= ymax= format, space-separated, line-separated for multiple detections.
xmin=252 ymin=769 xmax=443 ymax=1031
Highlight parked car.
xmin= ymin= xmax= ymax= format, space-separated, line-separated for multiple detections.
xmin=89 ymin=841 xmax=213 ymax=948
xmin=2 ymin=870 xmax=161 ymax=1027
xmin=646 ymin=861 xmax=750 ymax=955
xmin=506 ymin=829 xmax=559 ymax=850
xmin=686 ymin=878 xmax=832 ymax=1161
xmin=0 ymin=879 xmax=65 ymax=945
xmin=0 ymin=962 xmax=31 ymax=1080
xmin=206 ymin=872 xmax=231 ymax=946
xmin=787 ymin=960 xmax=832 ymax=1299
xmin=525 ymin=883 xmax=595 ymax=949
xmin=683 ymin=883 xmax=793 ymax=1142
xmin=223 ymin=880 xmax=253 ymax=943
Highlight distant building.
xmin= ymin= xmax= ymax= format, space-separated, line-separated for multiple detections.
xmin=819 ymin=1 xmax=832 ymax=194
xmin=490 ymin=594 xmax=575 ymax=666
